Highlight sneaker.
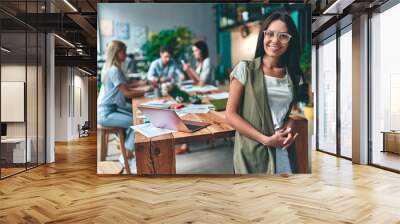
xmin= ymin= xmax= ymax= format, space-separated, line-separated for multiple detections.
xmin=118 ymin=154 xmax=137 ymax=174
xmin=175 ymin=144 xmax=190 ymax=155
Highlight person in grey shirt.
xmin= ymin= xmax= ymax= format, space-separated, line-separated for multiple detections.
xmin=147 ymin=46 xmax=185 ymax=83
xmin=182 ymin=40 xmax=214 ymax=86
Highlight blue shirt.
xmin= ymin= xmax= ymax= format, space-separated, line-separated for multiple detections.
xmin=97 ymin=66 xmax=127 ymax=117
xmin=147 ymin=58 xmax=184 ymax=82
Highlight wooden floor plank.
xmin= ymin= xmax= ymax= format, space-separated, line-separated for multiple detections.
xmin=0 ymin=134 xmax=399 ymax=223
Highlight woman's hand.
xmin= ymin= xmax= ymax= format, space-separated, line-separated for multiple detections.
xmin=182 ymin=63 xmax=191 ymax=72
xmin=144 ymin=85 xmax=153 ymax=92
xmin=262 ymin=128 xmax=292 ymax=148
xmin=280 ymin=119 xmax=299 ymax=149
xmin=135 ymin=85 xmax=153 ymax=93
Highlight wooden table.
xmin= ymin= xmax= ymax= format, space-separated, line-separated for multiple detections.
xmin=381 ymin=131 xmax=400 ymax=154
xmin=132 ymin=94 xmax=309 ymax=175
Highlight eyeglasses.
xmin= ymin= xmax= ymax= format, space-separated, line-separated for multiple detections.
xmin=263 ymin=30 xmax=292 ymax=44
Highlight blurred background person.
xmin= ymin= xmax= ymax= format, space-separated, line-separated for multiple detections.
xmin=147 ymin=46 xmax=185 ymax=83
xmin=98 ymin=40 xmax=152 ymax=171
xmin=182 ymin=40 xmax=214 ymax=86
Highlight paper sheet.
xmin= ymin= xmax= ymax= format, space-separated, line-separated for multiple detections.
xmin=181 ymin=85 xmax=219 ymax=93
xmin=207 ymin=92 xmax=229 ymax=99
xmin=140 ymin=100 xmax=174 ymax=109
xmin=131 ymin=123 xmax=176 ymax=138
xmin=176 ymin=104 xmax=214 ymax=115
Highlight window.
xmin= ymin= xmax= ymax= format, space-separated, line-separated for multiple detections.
xmin=339 ymin=26 xmax=352 ymax=158
xmin=317 ymin=35 xmax=337 ymax=154
xmin=370 ymin=3 xmax=400 ymax=171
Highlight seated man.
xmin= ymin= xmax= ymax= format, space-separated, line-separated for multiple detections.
xmin=147 ymin=46 xmax=185 ymax=83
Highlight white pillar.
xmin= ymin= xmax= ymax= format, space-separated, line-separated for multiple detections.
xmin=46 ymin=33 xmax=55 ymax=163
xmin=352 ymin=14 xmax=369 ymax=164
xmin=45 ymin=1 xmax=56 ymax=163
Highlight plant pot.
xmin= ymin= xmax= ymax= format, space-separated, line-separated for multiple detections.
xmin=303 ymin=106 xmax=314 ymax=121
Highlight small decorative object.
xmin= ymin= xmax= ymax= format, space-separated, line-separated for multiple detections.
xmin=227 ymin=19 xmax=235 ymax=25
xmin=168 ymin=85 xmax=190 ymax=103
xmin=241 ymin=25 xmax=250 ymax=38
xmin=242 ymin=11 xmax=249 ymax=22
xmin=175 ymin=96 xmax=184 ymax=103
xmin=220 ymin=17 xmax=228 ymax=27
xmin=190 ymin=95 xmax=202 ymax=104
xmin=236 ymin=6 xmax=246 ymax=22
xmin=303 ymin=105 xmax=314 ymax=121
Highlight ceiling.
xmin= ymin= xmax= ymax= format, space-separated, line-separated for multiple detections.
xmin=0 ymin=0 xmax=395 ymax=74
xmin=0 ymin=0 xmax=97 ymax=74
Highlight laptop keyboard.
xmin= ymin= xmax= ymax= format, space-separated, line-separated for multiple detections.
xmin=185 ymin=123 xmax=203 ymax=131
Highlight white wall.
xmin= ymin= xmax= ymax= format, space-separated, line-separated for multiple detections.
xmin=54 ymin=67 xmax=89 ymax=141
xmin=230 ymin=23 xmax=260 ymax=66
xmin=98 ymin=3 xmax=218 ymax=63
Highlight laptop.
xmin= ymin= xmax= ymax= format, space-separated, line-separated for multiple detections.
xmin=137 ymin=106 xmax=210 ymax=133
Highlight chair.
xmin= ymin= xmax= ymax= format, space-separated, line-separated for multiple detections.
xmin=78 ymin=121 xmax=90 ymax=138
xmin=97 ymin=125 xmax=131 ymax=174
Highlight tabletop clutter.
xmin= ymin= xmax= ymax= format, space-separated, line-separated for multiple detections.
xmin=132 ymin=82 xmax=229 ymax=138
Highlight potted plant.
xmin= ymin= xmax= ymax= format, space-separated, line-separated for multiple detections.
xmin=300 ymin=43 xmax=314 ymax=120
xmin=142 ymin=27 xmax=192 ymax=63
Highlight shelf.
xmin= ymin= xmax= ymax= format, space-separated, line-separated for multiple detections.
xmin=219 ymin=19 xmax=261 ymax=32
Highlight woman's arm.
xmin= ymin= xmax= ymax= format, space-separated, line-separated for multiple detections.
xmin=126 ymin=79 xmax=147 ymax=88
xmin=184 ymin=59 xmax=212 ymax=86
xmin=225 ymin=78 xmax=290 ymax=147
xmin=118 ymin=83 xmax=152 ymax=98
xmin=183 ymin=64 xmax=201 ymax=84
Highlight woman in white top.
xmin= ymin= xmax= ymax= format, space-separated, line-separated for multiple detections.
xmin=225 ymin=11 xmax=303 ymax=174
xmin=183 ymin=40 xmax=213 ymax=86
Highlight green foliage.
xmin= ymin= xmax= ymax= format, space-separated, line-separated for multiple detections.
xmin=142 ymin=27 xmax=193 ymax=62
xmin=299 ymin=43 xmax=313 ymax=106
xmin=300 ymin=43 xmax=311 ymax=83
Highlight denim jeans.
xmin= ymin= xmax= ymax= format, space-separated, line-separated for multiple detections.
xmin=98 ymin=110 xmax=134 ymax=151
xmin=275 ymin=148 xmax=292 ymax=174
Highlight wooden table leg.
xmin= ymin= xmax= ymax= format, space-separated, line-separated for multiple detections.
xmin=135 ymin=142 xmax=153 ymax=174
xmin=290 ymin=116 xmax=309 ymax=174
xmin=98 ymin=130 xmax=107 ymax=161
xmin=136 ymin=134 xmax=176 ymax=175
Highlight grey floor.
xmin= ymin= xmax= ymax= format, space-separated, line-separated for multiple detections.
xmin=175 ymin=139 xmax=234 ymax=174
xmin=104 ymin=135 xmax=235 ymax=174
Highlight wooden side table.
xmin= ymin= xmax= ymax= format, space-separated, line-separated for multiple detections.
xmin=381 ymin=131 xmax=400 ymax=154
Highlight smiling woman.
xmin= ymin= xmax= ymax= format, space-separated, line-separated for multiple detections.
xmin=226 ymin=10 xmax=303 ymax=174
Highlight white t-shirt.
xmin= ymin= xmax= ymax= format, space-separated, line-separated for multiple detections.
xmin=230 ymin=61 xmax=293 ymax=130
xmin=195 ymin=57 xmax=213 ymax=84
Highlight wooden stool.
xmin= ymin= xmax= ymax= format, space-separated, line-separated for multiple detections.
xmin=97 ymin=125 xmax=131 ymax=174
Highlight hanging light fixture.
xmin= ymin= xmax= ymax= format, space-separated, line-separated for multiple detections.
xmin=1 ymin=47 xmax=11 ymax=53
xmin=63 ymin=0 xmax=78 ymax=12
